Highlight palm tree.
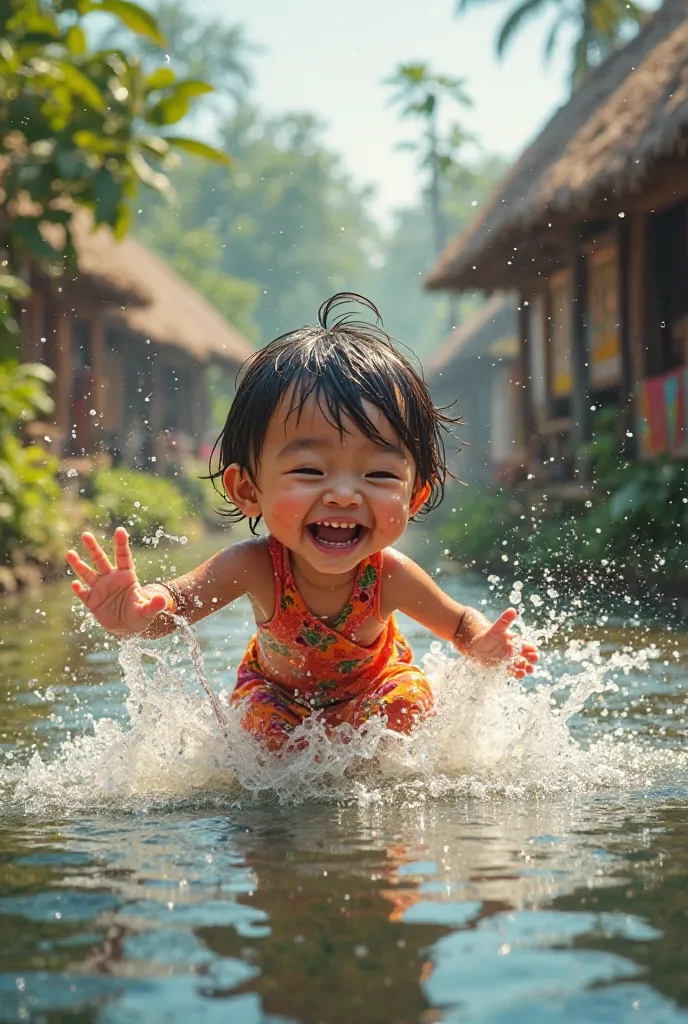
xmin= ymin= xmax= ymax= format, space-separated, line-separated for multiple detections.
xmin=455 ymin=0 xmax=649 ymax=87
xmin=386 ymin=63 xmax=473 ymax=269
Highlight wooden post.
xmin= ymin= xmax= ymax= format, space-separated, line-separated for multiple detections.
xmin=54 ymin=311 xmax=73 ymax=457
xmin=148 ymin=348 xmax=164 ymax=467
xmin=617 ymin=215 xmax=635 ymax=458
xmin=627 ymin=211 xmax=647 ymax=453
xmin=192 ymin=365 xmax=208 ymax=445
xmin=90 ymin=309 xmax=106 ymax=456
xmin=570 ymin=238 xmax=591 ymax=475
xmin=517 ymin=299 xmax=534 ymax=475
xmin=20 ymin=282 xmax=44 ymax=363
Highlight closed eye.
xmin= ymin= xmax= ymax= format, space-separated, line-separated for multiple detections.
xmin=287 ymin=467 xmax=324 ymax=476
xmin=366 ymin=471 xmax=400 ymax=480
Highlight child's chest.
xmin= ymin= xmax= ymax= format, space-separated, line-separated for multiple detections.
xmin=248 ymin=563 xmax=388 ymax=648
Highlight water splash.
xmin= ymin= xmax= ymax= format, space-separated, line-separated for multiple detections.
xmin=1 ymin=618 xmax=687 ymax=814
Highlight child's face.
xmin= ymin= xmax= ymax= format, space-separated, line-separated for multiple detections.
xmin=225 ymin=396 xmax=429 ymax=576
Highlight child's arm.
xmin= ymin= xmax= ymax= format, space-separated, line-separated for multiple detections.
xmin=382 ymin=550 xmax=537 ymax=679
xmin=66 ymin=527 xmax=260 ymax=639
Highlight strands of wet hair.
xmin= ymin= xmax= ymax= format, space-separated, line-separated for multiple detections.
xmin=207 ymin=292 xmax=462 ymax=532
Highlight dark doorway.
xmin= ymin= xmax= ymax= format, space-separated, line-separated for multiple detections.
xmin=645 ymin=200 xmax=688 ymax=376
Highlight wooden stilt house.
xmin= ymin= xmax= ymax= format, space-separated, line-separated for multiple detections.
xmin=426 ymin=0 xmax=688 ymax=490
xmin=20 ymin=210 xmax=252 ymax=468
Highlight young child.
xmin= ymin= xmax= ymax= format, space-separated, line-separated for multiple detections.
xmin=66 ymin=293 xmax=537 ymax=751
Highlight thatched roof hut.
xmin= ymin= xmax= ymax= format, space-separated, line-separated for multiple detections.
xmin=68 ymin=209 xmax=252 ymax=366
xmin=427 ymin=0 xmax=688 ymax=292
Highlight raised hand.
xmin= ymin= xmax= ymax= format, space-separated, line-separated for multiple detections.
xmin=468 ymin=608 xmax=539 ymax=679
xmin=65 ymin=527 xmax=169 ymax=635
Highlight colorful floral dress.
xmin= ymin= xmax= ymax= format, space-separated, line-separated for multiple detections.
xmin=231 ymin=536 xmax=433 ymax=750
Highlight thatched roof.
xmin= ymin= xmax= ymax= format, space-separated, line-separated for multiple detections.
xmin=69 ymin=210 xmax=252 ymax=366
xmin=427 ymin=0 xmax=688 ymax=292
xmin=67 ymin=212 xmax=152 ymax=308
xmin=427 ymin=295 xmax=518 ymax=377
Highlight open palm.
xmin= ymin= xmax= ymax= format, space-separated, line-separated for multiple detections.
xmin=470 ymin=608 xmax=539 ymax=679
xmin=66 ymin=527 xmax=167 ymax=635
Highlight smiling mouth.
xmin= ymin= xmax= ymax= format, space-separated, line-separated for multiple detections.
xmin=307 ymin=521 xmax=366 ymax=548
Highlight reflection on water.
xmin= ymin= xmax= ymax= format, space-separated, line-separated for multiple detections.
xmin=1 ymin=801 xmax=688 ymax=1022
xmin=1 ymin=538 xmax=688 ymax=1021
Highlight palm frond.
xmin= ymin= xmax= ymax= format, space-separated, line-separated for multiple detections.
xmin=496 ymin=0 xmax=555 ymax=58
xmin=571 ymin=29 xmax=590 ymax=86
xmin=543 ymin=16 xmax=563 ymax=62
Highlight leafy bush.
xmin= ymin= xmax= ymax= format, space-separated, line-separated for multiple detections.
xmin=88 ymin=467 xmax=202 ymax=545
xmin=438 ymin=456 xmax=688 ymax=582
xmin=170 ymin=459 xmax=222 ymax=525
xmin=435 ymin=487 xmax=528 ymax=565
xmin=0 ymin=361 xmax=66 ymax=564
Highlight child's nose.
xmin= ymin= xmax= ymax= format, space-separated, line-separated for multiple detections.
xmin=323 ymin=479 xmax=362 ymax=507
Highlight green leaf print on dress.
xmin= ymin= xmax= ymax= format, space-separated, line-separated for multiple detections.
xmin=358 ymin=564 xmax=377 ymax=590
xmin=330 ymin=602 xmax=353 ymax=629
xmin=335 ymin=655 xmax=373 ymax=675
xmin=310 ymin=680 xmax=341 ymax=708
xmin=260 ymin=635 xmax=293 ymax=658
xmin=299 ymin=625 xmax=338 ymax=652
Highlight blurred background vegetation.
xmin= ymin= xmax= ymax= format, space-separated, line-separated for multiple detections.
xmin=0 ymin=0 xmax=506 ymax=584
xmin=2 ymin=0 xmax=667 ymax=595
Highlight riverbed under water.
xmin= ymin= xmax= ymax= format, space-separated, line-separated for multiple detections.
xmin=1 ymin=536 xmax=688 ymax=1023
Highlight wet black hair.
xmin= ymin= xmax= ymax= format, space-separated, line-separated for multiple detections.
xmin=208 ymin=292 xmax=462 ymax=533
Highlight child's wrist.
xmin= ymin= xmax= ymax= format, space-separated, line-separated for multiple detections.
xmin=453 ymin=607 xmax=490 ymax=656
xmin=152 ymin=582 xmax=185 ymax=615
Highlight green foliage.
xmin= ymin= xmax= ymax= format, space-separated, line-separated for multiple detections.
xmin=386 ymin=61 xmax=474 ymax=259
xmin=134 ymin=207 xmax=260 ymax=341
xmin=87 ymin=467 xmax=201 ymax=545
xmin=0 ymin=0 xmax=229 ymax=304
xmin=0 ymin=0 xmax=234 ymax=569
xmin=105 ymin=0 xmax=255 ymax=98
xmin=136 ymin=105 xmax=376 ymax=343
xmin=386 ymin=63 xmax=472 ymax=122
xmin=455 ymin=0 xmax=649 ymax=87
xmin=370 ymin=154 xmax=508 ymax=359
xmin=439 ymin=454 xmax=688 ymax=584
xmin=436 ymin=487 xmax=523 ymax=565
xmin=0 ymin=433 xmax=63 ymax=560
xmin=128 ymin=4 xmax=506 ymax=361
xmin=579 ymin=404 xmax=628 ymax=483
xmin=0 ymin=360 xmax=55 ymax=431
xmin=0 ymin=361 xmax=64 ymax=562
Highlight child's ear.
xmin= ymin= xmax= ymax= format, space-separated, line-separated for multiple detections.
xmin=409 ymin=481 xmax=432 ymax=517
xmin=222 ymin=464 xmax=262 ymax=518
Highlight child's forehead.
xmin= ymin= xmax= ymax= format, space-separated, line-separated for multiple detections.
xmin=267 ymin=391 xmax=400 ymax=445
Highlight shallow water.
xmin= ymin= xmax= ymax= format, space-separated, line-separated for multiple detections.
xmin=1 ymin=536 xmax=688 ymax=1022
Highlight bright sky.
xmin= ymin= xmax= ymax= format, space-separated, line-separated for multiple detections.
xmin=194 ymin=0 xmax=571 ymax=223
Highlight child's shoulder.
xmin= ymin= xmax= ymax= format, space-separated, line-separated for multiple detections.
xmin=210 ymin=535 xmax=273 ymax=587
xmin=380 ymin=546 xmax=415 ymax=575
xmin=378 ymin=546 xmax=417 ymax=617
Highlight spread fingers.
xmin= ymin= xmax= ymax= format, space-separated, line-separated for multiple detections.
xmin=81 ymin=532 xmax=114 ymax=575
xmin=66 ymin=549 xmax=98 ymax=587
xmin=114 ymin=527 xmax=135 ymax=572
xmin=71 ymin=580 xmax=91 ymax=604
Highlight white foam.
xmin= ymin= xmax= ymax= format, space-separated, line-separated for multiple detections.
xmin=2 ymin=618 xmax=687 ymax=815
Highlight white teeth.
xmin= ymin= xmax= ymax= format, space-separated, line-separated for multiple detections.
xmin=309 ymin=520 xmax=363 ymax=547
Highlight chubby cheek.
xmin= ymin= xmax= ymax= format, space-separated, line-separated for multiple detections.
xmin=261 ymin=485 xmax=312 ymax=533
xmin=372 ymin=491 xmax=411 ymax=536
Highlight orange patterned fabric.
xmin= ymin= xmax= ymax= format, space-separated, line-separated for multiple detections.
xmin=231 ymin=536 xmax=433 ymax=750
